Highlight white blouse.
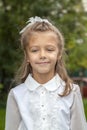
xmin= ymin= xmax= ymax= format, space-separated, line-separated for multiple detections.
xmin=5 ymin=74 xmax=87 ymax=130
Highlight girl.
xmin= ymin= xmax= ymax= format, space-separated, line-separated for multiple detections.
xmin=5 ymin=16 xmax=87 ymax=130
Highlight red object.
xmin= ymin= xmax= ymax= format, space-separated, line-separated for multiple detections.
xmin=82 ymin=86 xmax=87 ymax=98
xmin=72 ymin=77 xmax=87 ymax=98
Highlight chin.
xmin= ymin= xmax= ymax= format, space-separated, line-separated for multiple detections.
xmin=37 ymin=71 xmax=52 ymax=75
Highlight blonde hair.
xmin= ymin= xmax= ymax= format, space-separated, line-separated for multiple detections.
xmin=14 ymin=19 xmax=73 ymax=96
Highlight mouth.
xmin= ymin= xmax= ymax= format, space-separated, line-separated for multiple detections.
xmin=36 ymin=62 xmax=50 ymax=65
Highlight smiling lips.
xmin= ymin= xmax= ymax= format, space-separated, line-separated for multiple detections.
xmin=36 ymin=62 xmax=50 ymax=65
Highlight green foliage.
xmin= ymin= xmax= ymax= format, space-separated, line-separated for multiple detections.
xmin=83 ymin=99 xmax=87 ymax=120
xmin=0 ymin=108 xmax=5 ymax=130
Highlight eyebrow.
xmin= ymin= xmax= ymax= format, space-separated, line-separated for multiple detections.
xmin=29 ymin=45 xmax=56 ymax=48
xmin=29 ymin=46 xmax=39 ymax=49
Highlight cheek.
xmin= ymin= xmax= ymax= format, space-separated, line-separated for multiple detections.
xmin=50 ymin=54 xmax=58 ymax=64
xmin=28 ymin=54 xmax=38 ymax=63
xmin=51 ymin=52 xmax=59 ymax=65
xmin=51 ymin=51 xmax=59 ymax=59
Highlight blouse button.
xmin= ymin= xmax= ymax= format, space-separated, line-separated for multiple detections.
xmin=41 ymin=91 xmax=44 ymax=94
xmin=41 ymin=105 xmax=44 ymax=107
xmin=42 ymin=117 xmax=45 ymax=120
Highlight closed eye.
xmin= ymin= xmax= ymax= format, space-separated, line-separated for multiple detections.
xmin=30 ymin=49 xmax=38 ymax=52
xmin=47 ymin=48 xmax=55 ymax=52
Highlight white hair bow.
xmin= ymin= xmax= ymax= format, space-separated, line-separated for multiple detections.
xmin=20 ymin=16 xmax=52 ymax=34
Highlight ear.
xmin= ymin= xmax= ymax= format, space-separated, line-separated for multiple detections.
xmin=24 ymin=51 xmax=29 ymax=62
xmin=26 ymin=54 xmax=30 ymax=63
xmin=59 ymin=55 xmax=62 ymax=60
xmin=27 ymin=59 xmax=29 ymax=63
xmin=57 ymin=54 xmax=62 ymax=60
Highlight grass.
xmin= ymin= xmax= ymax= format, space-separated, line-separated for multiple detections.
xmin=0 ymin=108 xmax=5 ymax=130
xmin=83 ymin=98 xmax=87 ymax=120
xmin=0 ymin=99 xmax=87 ymax=130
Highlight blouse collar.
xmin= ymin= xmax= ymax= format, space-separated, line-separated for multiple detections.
xmin=24 ymin=73 xmax=65 ymax=92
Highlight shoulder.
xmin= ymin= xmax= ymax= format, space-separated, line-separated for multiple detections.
xmin=71 ymin=83 xmax=80 ymax=93
xmin=12 ymin=83 xmax=27 ymax=94
xmin=70 ymin=83 xmax=82 ymax=103
xmin=8 ymin=83 xmax=28 ymax=101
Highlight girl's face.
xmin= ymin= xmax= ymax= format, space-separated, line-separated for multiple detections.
xmin=27 ymin=31 xmax=60 ymax=78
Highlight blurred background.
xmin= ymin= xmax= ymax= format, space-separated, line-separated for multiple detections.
xmin=0 ymin=0 xmax=87 ymax=129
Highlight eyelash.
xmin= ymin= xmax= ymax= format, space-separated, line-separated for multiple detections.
xmin=31 ymin=50 xmax=38 ymax=52
xmin=47 ymin=49 xmax=54 ymax=51
xmin=31 ymin=49 xmax=54 ymax=52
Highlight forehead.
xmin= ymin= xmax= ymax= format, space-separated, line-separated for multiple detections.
xmin=29 ymin=31 xmax=58 ymax=44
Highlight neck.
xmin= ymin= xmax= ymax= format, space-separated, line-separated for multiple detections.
xmin=32 ymin=72 xmax=55 ymax=84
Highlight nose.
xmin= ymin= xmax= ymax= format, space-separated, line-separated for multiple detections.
xmin=40 ymin=49 xmax=46 ymax=59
